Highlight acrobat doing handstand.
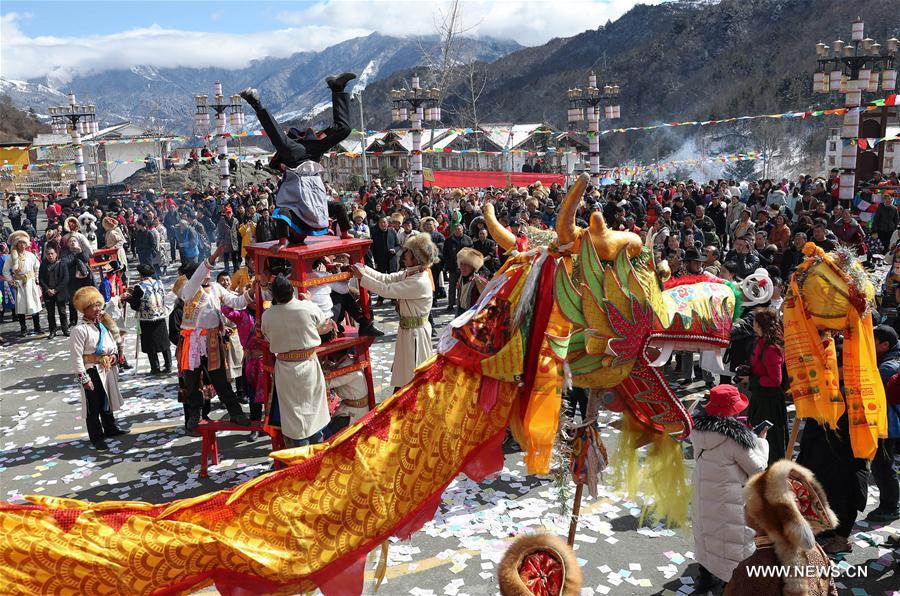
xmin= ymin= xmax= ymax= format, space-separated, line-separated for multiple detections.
xmin=240 ymin=73 xmax=356 ymax=245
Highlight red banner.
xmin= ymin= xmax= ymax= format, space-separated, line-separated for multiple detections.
xmin=425 ymin=170 xmax=567 ymax=189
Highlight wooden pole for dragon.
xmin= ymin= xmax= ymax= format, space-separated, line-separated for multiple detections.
xmin=786 ymin=415 xmax=803 ymax=460
xmin=567 ymin=481 xmax=585 ymax=547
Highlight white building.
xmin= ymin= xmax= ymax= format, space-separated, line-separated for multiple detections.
xmin=323 ymin=123 xmax=589 ymax=188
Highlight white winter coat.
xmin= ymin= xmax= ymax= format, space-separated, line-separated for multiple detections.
xmin=690 ymin=418 xmax=769 ymax=582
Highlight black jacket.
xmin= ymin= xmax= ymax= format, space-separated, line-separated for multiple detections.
xmin=38 ymin=259 xmax=71 ymax=301
xmin=255 ymin=215 xmax=276 ymax=243
xmin=442 ymin=233 xmax=474 ymax=273
xmin=60 ymin=251 xmax=92 ymax=296
xmin=370 ymin=226 xmax=399 ymax=273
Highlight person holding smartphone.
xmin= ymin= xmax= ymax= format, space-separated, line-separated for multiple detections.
xmin=690 ymin=384 xmax=769 ymax=593
xmin=744 ymin=307 xmax=789 ymax=464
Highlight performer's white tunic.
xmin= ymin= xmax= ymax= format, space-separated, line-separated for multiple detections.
xmin=359 ymin=267 xmax=433 ymax=388
xmin=329 ymin=354 xmax=369 ymax=424
xmin=69 ymin=319 xmax=124 ymax=418
xmin=261 ymin=299 xmax=330 ymax=440
xmin=2 ymin=250 xmax=41 ymax=315
xmin=105 ymin=227 xmax=128 ymax=270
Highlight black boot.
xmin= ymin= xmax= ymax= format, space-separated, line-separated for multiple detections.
xmin=18 ymin=315 xmax=26 ymax=337
xmin=326 ymin=72 xmax=356 ymax=92
xmin=239 ymin=88 xmax=262 ymax=111
xmin=359 ymin=321 xmax=384 ymax=337
xmin=229 ymin=412 xmax=251 ymax=426
xmin=694 ymin=565 xmax=717 ymax=593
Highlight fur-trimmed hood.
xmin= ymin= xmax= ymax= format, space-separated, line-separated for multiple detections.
xmin=692 ymin=414 xmax=756 ymax=450
xmin=744 ymin=460 xmax=838 ymax=595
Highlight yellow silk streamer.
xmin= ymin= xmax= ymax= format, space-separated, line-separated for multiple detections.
xmin=842 ymin=310 xmax=887 ymax=460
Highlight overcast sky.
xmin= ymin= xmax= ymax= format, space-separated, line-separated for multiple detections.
xmin=1 ymin=0 xmax=662 ymax=81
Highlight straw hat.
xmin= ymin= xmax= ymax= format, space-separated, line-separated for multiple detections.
xmin=456 ymin=247 xmax=485 ymax=271
xmin=73 ymin=286 xmax=105 ymax=314
xmin=102 ymin=216 xmax=119 ymax=231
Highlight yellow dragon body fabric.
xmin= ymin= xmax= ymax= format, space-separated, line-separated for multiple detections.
xmin=783 ymin=243 xmax=887 ymax=460
xmin=0 ymin=250 xmax=568 ymax=596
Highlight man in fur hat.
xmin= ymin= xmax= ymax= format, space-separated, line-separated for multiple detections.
xmin=352 ymin=233 xmax=437 ymax=390
xmin=239 ymin=74 xmax=356 ymax=245
xmin=102 ymin=215 xmax=128 ymax=271
xmin=350 ymin=209 xmax=370 ymax=239
xmin=455 ymin=247 xmax=488 ymax=314
xmin=2 ymin=230 xmax=42 ymax=337
xmin=726 ymin=461 xmax=839 ymax=596
xmin=69 ymin=286 xmax=128 ymax=450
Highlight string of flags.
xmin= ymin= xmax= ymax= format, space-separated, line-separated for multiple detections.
xmin=1 ymin=153 xmax=269 ymax=171
xmin=1 ymin=94 xmax=895 ymax=152
xmin=607 ymin=152 xmax=764 ymax=178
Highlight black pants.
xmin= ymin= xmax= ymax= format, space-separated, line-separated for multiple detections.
xmin=147 ymin=349 xmax=172 ymax=372
xmin=18 ymin=313 xmax=40 ymax=332
xmin=432 ymin=263 xmax=445 ymax=298
xmin=84 ymin=368 xmax=120 ymax=442
xmin=167 ymin=229 xmax=178 ymax=262
xmin=447 ymin=269 xmax=461 ymax=309
xmin=182 ymin=355 xmax=245 ymax=423
xmin=45 ymin=295 xmax=68 ymax=333
xmin=877 ymin=231 xmax=894 ymax=254
xmin=252 ymin=91 xmax=350 ymax=167
xmin=567 ymin=387 xmax=589 ymax=422
xmin=331 ymin=290 xmax=369 ymax=326
xmin=222 ymin=252 xmax=240 ymax=274
xmin=872 ymin=437 xmax=899 ymax=510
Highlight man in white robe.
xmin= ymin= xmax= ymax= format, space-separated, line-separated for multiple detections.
xmin=353 ymin=232 xmax=437 ymax=390
xmin=261 ymin=275 xmax=331 ymax=446
xmin=69 ymin=286 xmax=127 ymax=450
xmin=2 ymin=230 xmax=42 ymax=337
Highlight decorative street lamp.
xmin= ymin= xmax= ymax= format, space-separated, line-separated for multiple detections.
xmin=49 ymin=93 xmax=100 ymax=201
xmin=566 ymin=72 xmax=621 ymax=186
xmin=813 ymin=18 xmax=898 ymax=200
xmin=195 ymin=82 xmax=244 ymax=190
xmin=390 ymin=75 xmax=441 ymax=191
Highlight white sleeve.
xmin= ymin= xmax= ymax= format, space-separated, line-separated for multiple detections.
xmin=362 ymin=266 xmax=408 ymax=284
xmin=360 ymin=271 xmax=429 ymax=301
xmin=181 ymin=258 xmax=210 ymax=302
xmin=734 ymin=435 xmax=769 ymax=477
xmin=218 ymin=284 xmax=249 ymax=310
xmin=69 ymin=326 xmax=89 ymax=381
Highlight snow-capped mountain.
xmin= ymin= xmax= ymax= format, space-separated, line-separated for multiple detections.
xmin=0 ymin=33 xmax=521 ymax=134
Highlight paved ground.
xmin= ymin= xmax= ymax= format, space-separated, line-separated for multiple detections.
xmin=1 ymin=262 xmax=898 ymax=596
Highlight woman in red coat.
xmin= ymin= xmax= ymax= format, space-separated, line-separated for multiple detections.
xmin=745 ymin=307 xmax=788 ymax=464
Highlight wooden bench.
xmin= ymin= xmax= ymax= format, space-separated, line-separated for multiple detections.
xmin=197 ymin=420 xmax=284 ymax=477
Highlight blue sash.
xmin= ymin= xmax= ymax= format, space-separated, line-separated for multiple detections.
xmin=272 ymin=207 xmax=329 ymax=237
xmin=95 ymin=321 xmax=108 ymax=356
